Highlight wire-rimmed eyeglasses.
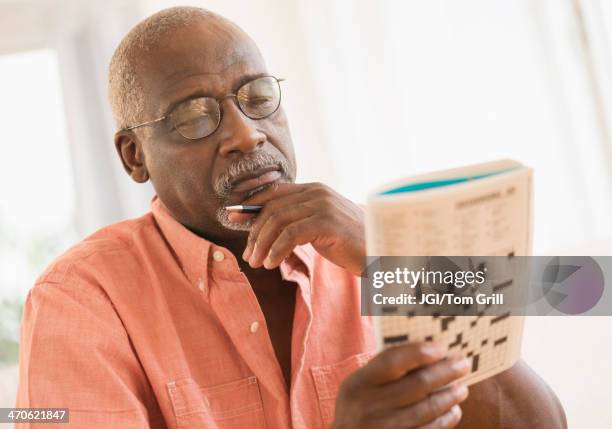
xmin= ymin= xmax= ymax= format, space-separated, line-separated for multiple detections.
xmin=122 ymin=75 xmax=285 ymax=140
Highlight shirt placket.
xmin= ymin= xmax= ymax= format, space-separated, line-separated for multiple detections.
xmin=281 ymin=258 xmax=314 ymax=429
xmin=207 ymin=248 xmax=291 ymax=426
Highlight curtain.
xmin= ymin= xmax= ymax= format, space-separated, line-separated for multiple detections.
xmin=295 ymin=0 xmax=612 ymax=254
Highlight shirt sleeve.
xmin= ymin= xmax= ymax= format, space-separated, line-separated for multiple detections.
xmin=15 ymin=274 xmax=163 ymax=428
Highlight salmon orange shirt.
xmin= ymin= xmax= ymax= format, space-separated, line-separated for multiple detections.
xmin=16 ymin=196 xmax=376 ymax=428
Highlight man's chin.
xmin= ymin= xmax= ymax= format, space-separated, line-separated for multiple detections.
xmin=214 ymin=176 xmax=293 ymax=231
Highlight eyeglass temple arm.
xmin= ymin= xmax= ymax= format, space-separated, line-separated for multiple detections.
xmin=124 ymin=116 xmax=168 ymax=131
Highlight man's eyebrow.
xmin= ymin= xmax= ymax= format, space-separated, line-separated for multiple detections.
xmin=162 ymin=72 xmax=270 ymax=115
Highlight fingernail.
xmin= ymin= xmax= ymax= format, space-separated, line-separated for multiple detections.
xmin=248 ymin=245 xmax=258 ymax=265
xmin=440 ymin=404 xmax=461 ymax=425
xmin=453 ymin=384 xmax=469 ymax=400
xmin=263 ymin=256 xmax=272 ymax=269
xmin=242 ymin=246 xmax=252 ymax=261
xmin=423 ymin=342 xmax=445 ymax=358
xmin=451 ymin=358 xmax=470 ymax=372
xmin=451 ymin=404 xmax=461 ymax=416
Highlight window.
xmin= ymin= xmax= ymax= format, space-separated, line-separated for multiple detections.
xmin=0 ymin=49 xmax=77 ymax=406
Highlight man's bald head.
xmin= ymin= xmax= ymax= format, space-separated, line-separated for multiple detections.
xmin=107 ymin=6 xmax=255 ymax=130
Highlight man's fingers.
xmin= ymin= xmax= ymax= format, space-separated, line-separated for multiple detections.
xmin=356 ymin=343 xmax=446 ymax=386
xmin=379 ymin=356 xmax=470 ymax=406
xmin=417 ymin=404 xmax=463 ymax=429
xmin=225 ymin=183 xmax=301 ymax=225
xmin=227 ymin=212 xmax=256 ymax=224
xmin=386 ymin=384 xmax=468 ymax=427
xmin=335 ymin=343 xmax=468 ymax=429
xmin=235 ymin=183 xmax=307 ymax=258
xmin=245 ymin=202 xmax=316 ymax=266
xmin=239 ymin=182 xmax=352 ymax=264
xmin=261 ymin=217 xmax=320 ymax=268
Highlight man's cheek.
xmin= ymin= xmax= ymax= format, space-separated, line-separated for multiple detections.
xmin=175 ymin=176 xmax=209 ymax=206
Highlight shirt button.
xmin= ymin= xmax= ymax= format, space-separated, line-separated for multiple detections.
xmin=212 ymin=250 xmax=225 ymax=262
xmin=250 ymin=321 xmax=259 ymax=333
xmin=197 ymin=279 xmax=205 ymax=291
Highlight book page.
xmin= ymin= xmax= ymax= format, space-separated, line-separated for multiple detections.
xmin=365 ymin=165 xmax=532 ymax=386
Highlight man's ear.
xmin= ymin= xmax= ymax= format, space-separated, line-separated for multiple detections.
xmin=114 ymin=130 xmax=149 ymax=183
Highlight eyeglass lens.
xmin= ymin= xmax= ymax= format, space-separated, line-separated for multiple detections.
xmin=171 ymin=76 xmax=281 ymax=140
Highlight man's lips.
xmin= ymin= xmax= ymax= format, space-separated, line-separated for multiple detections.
xmin=231 ymin=170 xmax=282 ymax=193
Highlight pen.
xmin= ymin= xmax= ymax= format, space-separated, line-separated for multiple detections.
xmin=225 ymin=205 xmax=263 ymax=213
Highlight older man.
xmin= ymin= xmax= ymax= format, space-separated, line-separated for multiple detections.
xmin=16 ymin=6 xmax=565 ymax=429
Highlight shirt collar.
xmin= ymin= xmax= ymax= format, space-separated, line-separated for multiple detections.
xmin=151 ymin=195 xmax=213 ymax=289
xmin=150 ymin=195 xmax=315 ymax=288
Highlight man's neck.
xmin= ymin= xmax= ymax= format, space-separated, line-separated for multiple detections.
xmin=237 ymin=260 xmax=291 ymax=297
xmin=185 ymin=223 xmax=249 ymax=260
xmin=183 ymin=221 xmax=296 ymax=293
xmin=215 ymin=236 xmax=249 ymax=262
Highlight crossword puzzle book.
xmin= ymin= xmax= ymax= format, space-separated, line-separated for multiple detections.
xmin=365 ymin=159 xmax=533 ymax=386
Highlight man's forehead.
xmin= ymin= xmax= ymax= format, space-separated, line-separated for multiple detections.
xmin=141 ymin=20 xmax=266 ymax=94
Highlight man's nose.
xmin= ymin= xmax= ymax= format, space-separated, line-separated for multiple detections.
xmin=216 ymin=98 xmax=266 ymax=156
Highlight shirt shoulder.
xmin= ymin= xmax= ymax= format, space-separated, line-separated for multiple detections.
xmin=295 ymin=243 xmax=361 ymax=286
xmin=36 ymin=212 xmax=158 ymax=287
xmin=296 ymin=243 xmax=353 ymax=269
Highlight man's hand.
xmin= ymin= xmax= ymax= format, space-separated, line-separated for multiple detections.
xmin=235 ymin=183 xmax=366 ymax=275
xmin=333 ymin=343 xmax=470 ymax=429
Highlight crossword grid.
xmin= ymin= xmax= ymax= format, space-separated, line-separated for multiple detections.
xmin=377 ymin=311 xmax=522 ymax=386
xmin=375 ymin=252 xmax=523 ymax=386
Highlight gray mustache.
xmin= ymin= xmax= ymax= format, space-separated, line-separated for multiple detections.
xmin=213 ymin=152 xmax=289 ymax=198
